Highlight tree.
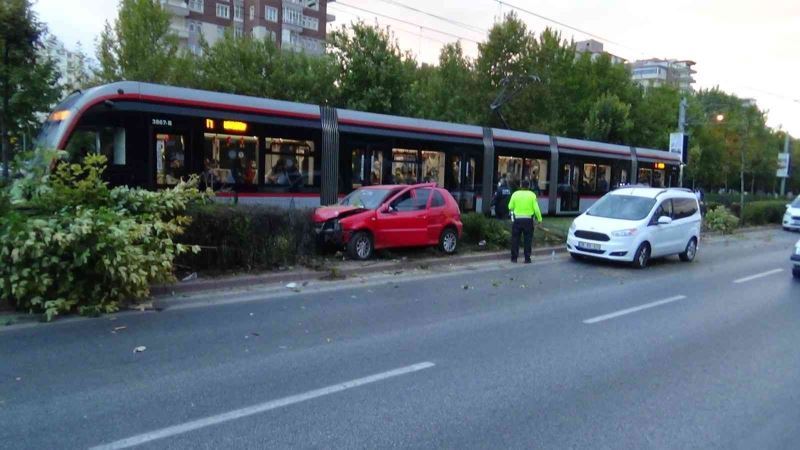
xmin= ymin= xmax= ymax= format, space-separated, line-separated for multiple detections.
xmin=96 ymin=0 xmax=180 ymax=84
xmin=328 ymin=22 xmax=416 ymax=115
xmin=475 ymin=13 xmax=537 ymax=129
xmin=628 ymin=86 xmax=681 ymax=149
xmin=410 ymin=42 xmax=479 ymax=124
xmin=583 ymin=93 xmax=633 ymax=144
xmin=0 ymin=0 xmax=60 ymax=179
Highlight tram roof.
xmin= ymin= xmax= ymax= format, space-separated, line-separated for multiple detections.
xmin=69 ymin=82 xmax=678 ymax=162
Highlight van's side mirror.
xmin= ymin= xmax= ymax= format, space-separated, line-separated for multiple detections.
xmin=657 ymin=216 xmax=673 ymax=225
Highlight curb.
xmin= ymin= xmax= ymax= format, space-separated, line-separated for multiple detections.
xmin=151 ymin=245 xmax=568 ymax=297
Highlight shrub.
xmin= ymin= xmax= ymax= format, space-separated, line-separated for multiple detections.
xmin=0 ymin=153 xmax=203 ymax=320
xmin=704 ymin=205 xmax=739 ymax=234
xmin=461 ymin=213 xmax=511 ymax=248
xmin=741 ymin=200 xmax=786 ymax=226
xmin=176 ymin=204 xmax=317 ymax=272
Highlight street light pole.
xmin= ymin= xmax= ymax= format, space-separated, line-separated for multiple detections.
xmin=738 ymin=111 xmax=751 ymax=225
xmin=678 ymin=97 xmax=687 ymax=187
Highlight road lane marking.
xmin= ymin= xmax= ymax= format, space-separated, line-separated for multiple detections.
xmin=733 ymin=268 xmax=784 ymax=284
xmin=90 ymin=361 xmax=436 ymax=450
xmin=583 ymin=295 xmax=687 ymax=324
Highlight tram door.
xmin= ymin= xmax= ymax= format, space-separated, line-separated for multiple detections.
xmin=446 ymin=153 xmax=477 ymax=211
xmin=153 ymin=128 xmax=191 ymax=187
xmin=560 ymin=162 xmax=580 ymax=213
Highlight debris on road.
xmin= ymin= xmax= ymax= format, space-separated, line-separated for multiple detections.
xmin=286 ymin=282 xmax=298 ymax=289
xmin=181 ymin=272 xmax=198 ymax=282
xmin=133 ymin=346 xmax=147 ymax=353
xmin=111 ymin=326 xmax=127 ymax=334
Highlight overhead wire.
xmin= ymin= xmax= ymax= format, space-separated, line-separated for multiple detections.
xmin=329 ymin=4 xmax=450 ymax=45
xmin=372 ymin=0 xmax=489 ymax=35
xmin=334 ymin=1 xmax=482 ymax=44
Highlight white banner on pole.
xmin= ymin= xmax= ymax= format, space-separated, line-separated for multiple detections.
xmin=776 ymin=153 xmax=790 ymax=178
xmin=669 ymin=132 xmax=684 ymax=160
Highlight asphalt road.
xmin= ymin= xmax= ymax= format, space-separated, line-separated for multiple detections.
xmin=1 ymin=229 xmax=799 ymax=449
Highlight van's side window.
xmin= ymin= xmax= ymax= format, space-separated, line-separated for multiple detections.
xmin=651 ymin=199 xmax=673 ymax=224
xmin=672 ymin=198 xmax=698 ymax=220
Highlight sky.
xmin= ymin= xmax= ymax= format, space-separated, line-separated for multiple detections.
xmin=33 ymin=0 xmax=800 ymax=136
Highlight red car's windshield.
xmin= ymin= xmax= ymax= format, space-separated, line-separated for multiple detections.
xmin=339 ymin=188 xmax=398 ymax=209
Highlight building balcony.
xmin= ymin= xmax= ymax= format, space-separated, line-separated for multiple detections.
xmin=161 ymin=0 xmax=189 ymax=17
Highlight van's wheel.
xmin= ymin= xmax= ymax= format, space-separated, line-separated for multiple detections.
xmin=439 ymin=227 xmax=458 ymax=254
xmin=679 ymin=238 xmax=698 ymax=262
xmin=631 ymin=243 xmax=650 ymax=269
xmin=347 ymin=231 xmax=373 ymax=260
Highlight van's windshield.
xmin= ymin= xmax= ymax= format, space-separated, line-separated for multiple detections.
xmin=586 ymin=195 xmax=656 ymax=221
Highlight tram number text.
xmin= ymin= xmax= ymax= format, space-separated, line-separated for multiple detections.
xmin=152 ymin=118 xmax=173 ymax=127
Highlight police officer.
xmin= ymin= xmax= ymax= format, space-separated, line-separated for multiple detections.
xmin=508 ymin=179 xmax=543 ymax=263
xmin=491 ymin=174 xmax=512 ymax=219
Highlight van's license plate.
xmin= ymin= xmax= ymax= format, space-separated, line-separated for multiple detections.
xmin=578 ymin=241 xmax=601 ymax=251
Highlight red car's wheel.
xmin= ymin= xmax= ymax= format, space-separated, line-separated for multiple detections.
xmin=347 ymin=231 xmax=373 ymax=260
xmin=439 ymin=228 xmax=458 ymax=254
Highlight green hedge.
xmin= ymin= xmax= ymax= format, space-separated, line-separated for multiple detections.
xmin=176 ymin=204 xmax=317 ymax=272
xmin=705 ymin=192 xmax=780 ymax=207
xmin=741 ymin=200 xmax=786 ymax=226
xmin=461 ymin=213 xmax=511 ymax=248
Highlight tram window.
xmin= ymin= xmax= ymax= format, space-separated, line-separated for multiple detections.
xmin=448 ymin=155 xmax=461 ymax=190
xmin=523 ymin=159 xmax=548 ymax=193
xmin=597 ymin=165 xmax=611 ymax=192
xmin=421 ymin=151 xmax=445 ymax=186
xmin=582 ymin=164 xmax=597 ymax=192
xmin=638 ymin=168 xmax=653 ymax=186
xmin=465 ymin=157 xmax=476 ymax=190
xmin=65 ymin=127 xmax=126 ymax=165
xmin=652 ymin=169 xmax=665 ymax=188
xmin=498 ymin=156 xmax=523 ymax=188
xmin=264 ymin=138 xmax=315 ymax=189
xmin=352 ymin=149 xmax=383 ymax=187
xmin=156 ymin=133 xmax=185 ymax=186
xmin=352 ymin=149 xmax=365 ymax=188
xmin=392 ymin=149 xmax=418 ymax=184
xmin=203 ymin=133 xmax=259 ymax=186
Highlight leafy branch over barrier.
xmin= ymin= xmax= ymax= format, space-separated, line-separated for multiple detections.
xmin=0 ymin=153 xmax=206 ymax=320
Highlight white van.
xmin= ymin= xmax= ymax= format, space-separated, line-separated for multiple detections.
xmin=566 ymin=187 xmax=702 ymax=268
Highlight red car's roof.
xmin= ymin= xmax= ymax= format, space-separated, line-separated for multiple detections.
xmin=357 ymin=183 xmax=439 ymax=190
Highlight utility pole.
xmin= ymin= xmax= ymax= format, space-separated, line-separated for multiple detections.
xmin=781 ymin=133 xmax=791 ymax=196
xmin=678 ymin=97 xmax=687 ymax=187
xmin=739 ymin=112 xmax=750 ymax=225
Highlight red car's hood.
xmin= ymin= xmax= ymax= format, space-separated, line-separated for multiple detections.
xmin=313 ymin=205 xmax=368 ymax=222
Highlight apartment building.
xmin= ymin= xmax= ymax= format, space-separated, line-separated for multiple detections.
xmin=574 ymin=39 xmax=626 ymax=65
xmin=629 ymin=58 xmax=696 ymax=93
xmin=160 ymin=0 xmax=335 ymax=55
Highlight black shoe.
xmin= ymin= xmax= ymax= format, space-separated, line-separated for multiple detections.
xmin=511 ymin=258 xmax=518 ymax=263
xmin=524 ymin=258 xmax=532 ymax=264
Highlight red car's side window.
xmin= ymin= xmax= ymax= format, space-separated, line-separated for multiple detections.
xmin=430 ymin=190 xmax=446 ymax=208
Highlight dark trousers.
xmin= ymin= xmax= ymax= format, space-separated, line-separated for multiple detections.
xmin=511 ymin=218 xmax=534 ymax=261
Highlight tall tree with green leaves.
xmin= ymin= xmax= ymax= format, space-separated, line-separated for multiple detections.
xmin=0 ymin=0 xmax=60 ymax=179
xmin=328 ymin=22 xmax=416 ymax=115
xmin=410 ymin=42 xmax=479 ymax=124
xmin=583 ymin=93 xmax=633 ymax=144
xmin=475 ymin=13 xmax=537 ymax=129
xmin=96 ymin=0 xmax=180 ymax=84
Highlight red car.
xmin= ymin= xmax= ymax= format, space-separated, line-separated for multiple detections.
xmin=313 ymin=183 xmax=463 ymax=260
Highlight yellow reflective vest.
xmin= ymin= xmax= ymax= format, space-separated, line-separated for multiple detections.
xmin=508 ymin=189 xmax=543 ymax=222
